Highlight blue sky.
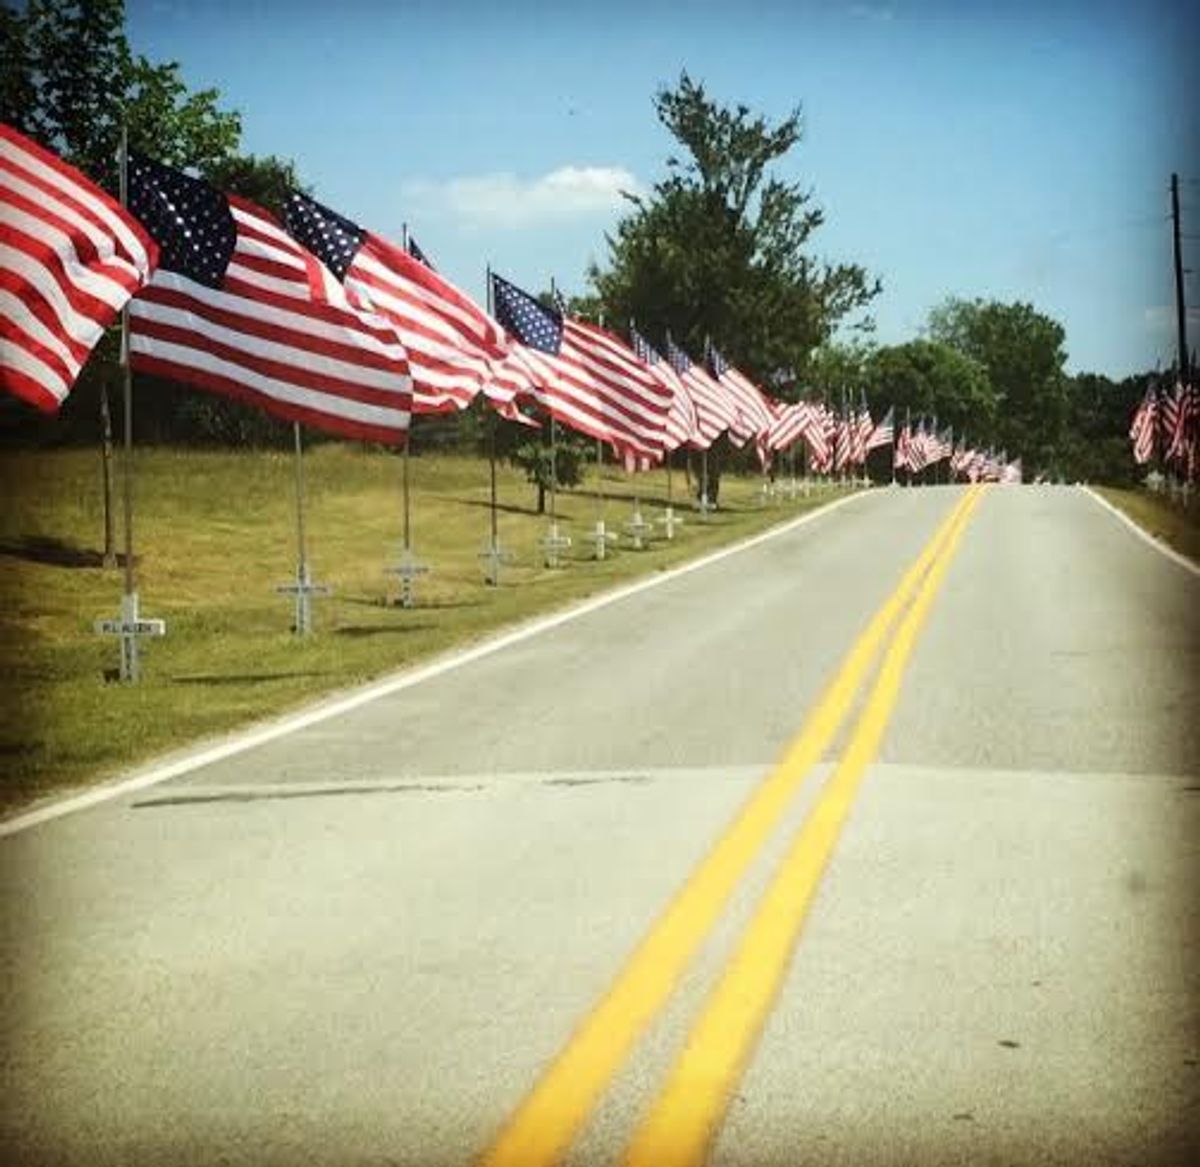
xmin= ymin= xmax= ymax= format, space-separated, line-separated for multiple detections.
xmin=127 ymin=0 xmax=1199 ymax=378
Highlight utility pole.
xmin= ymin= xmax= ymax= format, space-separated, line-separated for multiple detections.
xmin=1171 ymin=173 xmax=1189 ymax=383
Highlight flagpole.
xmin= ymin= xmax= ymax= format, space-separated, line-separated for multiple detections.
xmin=549 ymin=278 xmax=559 ymax=533
xmin=889 ymin=406 xmax=895 ymax=486
xmin=96 ymin=124 xmax=166 ymax=680
xmin=484 ymin=264 xmax=501 ymax=584
xmin=291 ymin=421 xmax=312 ymax=634
xmin=595 ymin=436 xmax=608 ymax=559
xmin=118 ymin=125 xmax=139 ymax=678
xmin=400 ymin=223 xmax=412 ymax=554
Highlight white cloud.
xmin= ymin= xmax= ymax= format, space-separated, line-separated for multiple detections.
xmin=401 ymin=166 xmax=642 ymax=231
xmin=847 ymin=3 xmax=895 ymax=21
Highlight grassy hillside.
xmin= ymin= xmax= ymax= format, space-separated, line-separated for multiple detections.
xmin=0 ymin=445 xmax=851 ymax=813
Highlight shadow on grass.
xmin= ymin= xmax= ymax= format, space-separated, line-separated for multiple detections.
xmin=449 ymin=497 xmax=546 ymax=518
xmin=339 ymin=595 xmax=483 ymax=612
xmin=335 ymin=623 xmax=434 ymax=638
xmin=0 ymin=536 xmax=135 ymax=570
xmin=171 ymin=671 xmax=330 ymax=686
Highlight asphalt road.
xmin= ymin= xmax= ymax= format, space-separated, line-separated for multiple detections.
xmin=2 ymin=485 xmax=1197 ymax=1167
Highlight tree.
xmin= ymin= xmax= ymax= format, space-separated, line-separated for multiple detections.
xmin=204 ymin=153 xmax=309 ymax=218
xmin=803 ymin=340 xmax=876 ymax=402
xmin=865 ymin=340 xmax=996 ymax=439
xmin=12 ymin=0 xmax=240 ymax=194
xmin=1055 ymin=371 xmax=1145 ymax=485
xmin=927 ymin=297 xmax=1069 ymax=475
xmin=592 ymin=73 xmax=879 ymax=373
xmin=0 ymin=3 xmax=38 ymax=133
xmin=588 ymin=73 xmax=880 ymax=499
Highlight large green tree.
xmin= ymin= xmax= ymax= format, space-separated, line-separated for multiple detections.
xmin=6 ymin=0 xmax=241 ymax=193
xmin=589 ymin=73 xmax=879 ymax=385
xmin=588 ymin=73 xmax=879 ymax=498
xmin=866 ymin=339 xmax=996 ymax=440
xmin=927 ymin=297 xmax=1069 ymax=474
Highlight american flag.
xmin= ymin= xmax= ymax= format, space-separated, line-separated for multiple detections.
xmin=832 ymin=396 xmax=854 ymax=473
xmin=706 ymin=340 xmax=776 ymax=454
xmin=866 ymin=405 xmax=894 ymax=451
xmin=284 ymin=192 xmax=505 ymax=415
xmin=907 ymin=417 xmax=931 ymax=472
xmin=850 ymin=391 xmax=873 ymax=465
xmin=1129 ymin=385 xmax=1157 ymax=465
xmin=665 ymin=333 xmax=737 ymax=447
xmin=630 ymin=326 xmax=699 ymax=452
xmin=894 ymin=413 xmax=912 ymax=472
xmin=767 ymin=399 xmax=812 ymax=452
xmin=806 ymin=401 xmax=837 ymax=473
xmin=949 ymin=439 xmax=971 ymax=478
xmin=1 ymin=124 xmax=158 ymax=411
xmin=1162 ymin=381 xmax=1196 ymax=467
xmin=490 ymin=273 xmax=670 ymax=464
xmin=127 ymin=154 xmax=412 ymax=444
xmin=930 ymin=423 xmax=953 ymax=466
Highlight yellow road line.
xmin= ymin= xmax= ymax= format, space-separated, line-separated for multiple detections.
xmin=621 ymin=487 xmax=984 ymax=1167
xmin=477 ymin=488 xmax=978 ymax=1167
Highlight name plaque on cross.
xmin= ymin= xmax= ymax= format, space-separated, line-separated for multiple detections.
xmin=94 ymin=591 xmax=165 ymax=683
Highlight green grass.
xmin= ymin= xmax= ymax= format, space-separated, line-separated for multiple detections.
xmin=0 ymin=445 xmax=855 ymax=813
xmin=1093 ymin=485 xmax=1200 ymax=564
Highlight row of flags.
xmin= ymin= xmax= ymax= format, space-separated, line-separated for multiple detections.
xmin=893 ymin=411 xmax=1019 ymax=483
xmin=2 ymin=123 xmax=1022 ymax=481
xmin=1129 ymin=380 xmax=1198 ymax=478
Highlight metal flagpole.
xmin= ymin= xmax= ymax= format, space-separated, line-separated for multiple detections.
xmin=401 ymin=223 xmax=411 ymax=552
xmin=274 ymin=420 xmax=330 ymax=631
xmin=590 ymin=314 xmax=613 ymax=559
xmin=481 ymin=264 xmax=504 ymax=584
xmin=385 ymin=223 xmax=427 ymax=605
xmin=539 ymin=277 xmax=570 ymax=567
xmin=591 ymin=436 xmax=612 ymax=559
xmin=95 ymin=125 xmax=165 ymax=679
xmin=548 ymin=278 xmax=559 ymax=531
xmin=292 ymin=421 xmax=312 ymax=634
xmin=890 ymin=402 xmax=896 ymax=486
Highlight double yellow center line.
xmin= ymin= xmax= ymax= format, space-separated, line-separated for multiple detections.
xmin=480 ymin=486 xmax=984 ymax=1167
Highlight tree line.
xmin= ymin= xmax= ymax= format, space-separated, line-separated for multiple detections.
xmin=1 ymin=2 xmax=1153 ymax=487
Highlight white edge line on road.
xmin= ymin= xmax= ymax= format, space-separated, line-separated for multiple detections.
xmin=2 ymin=488 xmax=877 ymax=838
xmin=1080 ymin=486 xmax=1200 ymax=577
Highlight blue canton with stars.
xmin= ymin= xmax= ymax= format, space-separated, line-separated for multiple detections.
xmin=665 ymin=333 xmax=691 ymax=375
xmin=283 ymin=192 xmax=366 ymax=282
xmin=629 ymin=326 xmax=661 ymax=367
xmin=128 ymin=153 xmax=236 ymax=289
xmin=490 ymin=273 xmax=562 ymax=355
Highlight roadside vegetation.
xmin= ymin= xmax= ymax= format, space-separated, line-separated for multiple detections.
xmin=1093 ymin=486 xmax=1200 ymax=564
